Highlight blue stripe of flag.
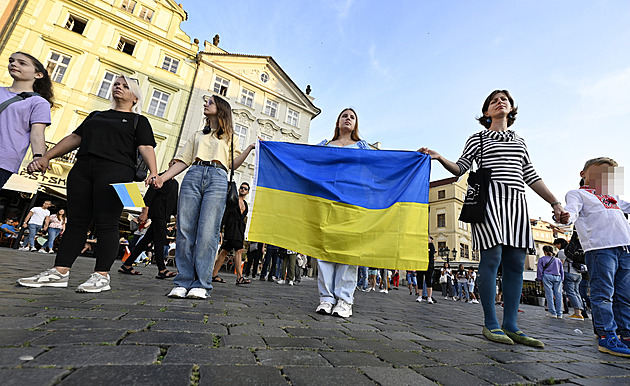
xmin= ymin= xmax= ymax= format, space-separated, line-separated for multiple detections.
xmin=112 ymin=184 xmax=135 ymax=207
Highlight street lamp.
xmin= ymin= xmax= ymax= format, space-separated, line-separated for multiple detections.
xmin=452 ymin=248 xmax=458 ymax=261
xmin=439 ymin=247 xmax=451 ymax=264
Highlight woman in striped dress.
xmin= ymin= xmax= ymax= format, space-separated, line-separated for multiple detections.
xmin=419 ymin=90 xmax=569 ymax=348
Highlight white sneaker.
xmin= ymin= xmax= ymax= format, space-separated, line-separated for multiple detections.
xmin=316 ymin=301 xmax=334 ymax=315
xmin=18 ymin=246 xmax=29 ymax=251
xmin=186 ymin=288 xmax=207 ymax=299
xmin=30 ymin=247 xmax=37 ymax=252
xmin=416 ymin=296 xmax=422 ymax=303
xmin=445 ymin=296 xmax=449 ymax=300
xmin=276 ymin=280 xmax=285 ymax=285
xmin=427 ymin=297 xmax=434 ymax=304
xmin=332 ymin=299 xmax=353 ymax=318
xmin=38 ymin=249 xmax=48 ymax=254
xmin=17 ymin=268 xmax=69 ymax=288
xmin=288 ymin=280 xmax=294 ymax=286
xmin=48 ymin=250 xmax=55 ymax=254
xmin=167 ymin=286 xmax=187 ymax=298
xmin=76 ymin=273 xmax=111 ymax=293
xmin=471 ymin=299 xmax=479 ymax=304
xmin=379 ymin=289 xmax=388 ymax=294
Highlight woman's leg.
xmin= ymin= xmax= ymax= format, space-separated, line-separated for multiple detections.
xmin=124 ymin=226 xmax=154 ymax=268
xmin=478 ymin=245 xmax=503 ymax=330
xmin=553 ymin=276 xmax=564 ymax=317
xmin=500 ymin=246 xmax=526 ymax=332
xmin=317 ymin=260 xmax=336 ymax=304
xmin=44 ymin=228 xmax=60 ymax=249
xmin=564 ymin=273 xmax=583 ymax=314
xmin=441 ymin=283 xmax=447 ymax=296
xmin=150 ymin=218 xmax=168 ymax=272
xmin=173 ymin=167 xmax=205 ymax=290
xmin=287 ymin=254 xmax=296 ymax=282
xmin=543 ymin=275 xmax=556 ymax=315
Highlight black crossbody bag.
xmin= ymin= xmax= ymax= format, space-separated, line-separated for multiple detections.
xmin=225 ymin=133 xmax=238 ymax=207
xmin=459 ymin=132 xmax=492 ymax=223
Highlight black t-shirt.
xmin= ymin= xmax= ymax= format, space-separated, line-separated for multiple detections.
xmin=144 ymin=178 xmax=179 ymax=220
xmin=221 ymin=200 xmax=248 ymax=241
xmin=74 ymin=110 xmax=156 ymax=168
xmin=428 ymin=242 xmax=436 ymax=265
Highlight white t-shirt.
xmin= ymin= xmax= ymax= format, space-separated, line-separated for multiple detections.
xmin=28 ymin=207 xmax=50 ymax=225
xmin=468 ymin=271 xmax=476 ymax=285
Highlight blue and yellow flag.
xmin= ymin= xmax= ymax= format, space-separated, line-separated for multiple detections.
xmin=111 ymin=183 xmax=146 ymax=208
xmin=247 ymin=141 xmax=431 ymax=270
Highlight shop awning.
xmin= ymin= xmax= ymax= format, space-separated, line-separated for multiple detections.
xmin=41 ymin=184 xmax=67 ymax=200
xmin=1 ymin=174 xmax=39 ymax=194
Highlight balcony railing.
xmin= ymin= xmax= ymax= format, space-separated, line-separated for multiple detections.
xmin=45 ymin=141 xmax=78 ymax=164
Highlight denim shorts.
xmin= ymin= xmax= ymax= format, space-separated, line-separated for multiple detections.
xmin=406 ymin=273 xmax=417 ymax=285
xmin=368 ymin=269 xmax=378 ymax=276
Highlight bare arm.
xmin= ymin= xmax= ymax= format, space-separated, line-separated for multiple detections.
xmin=417 ymin=148 xmax=461 ymax=176
xmin=153 ymin=161 xmax=188 ymax=189
xmin=23 ymin=212 xmax=33 ymax=227
xmin=29 ymin=123 xmax=47 ymax=156
xmin=27 ymin=134 xmax=82 ymax=174
xmin=138 ymin=145 xmax=158 ymax=186
xmin=231 ymin=143 xmax=256 ymax=170
xmin=529 ymin=180 xmax=570 ymax=223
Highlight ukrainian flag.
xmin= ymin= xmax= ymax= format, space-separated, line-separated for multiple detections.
xmin=111 ymin=183 xmax=146 ymax=208
xmin=247 ymin=140 xmax=431 ymax=270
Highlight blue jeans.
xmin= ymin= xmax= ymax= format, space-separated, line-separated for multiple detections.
xmin=173 ymin=165 xmax=227 ymax=293
xmin=564 ymin=272 xmax=582 ymax=310
xmin=479 ymin=245 xmax=526 ymax=332
xmin=26 ymin=223 xmax=42 ymax=248
xmin=357 ymin=266 xmax=368 ymax=290
xmin=579 ymin=276 xmax=590 ymax=309
xmin=317 ymin=260 xmax=358 ymax=304
xmin=458 ymin=281 xmax=469 ymax=300
xmin=260 ymin=248 xmax=280 ymax=279
xmin=44 ymin=228 xmax=61 ymax=249
xmin=543 ymin=274 xmax=563 ymax=317
xmin=585 ymin=246 xmax=630 ymax=337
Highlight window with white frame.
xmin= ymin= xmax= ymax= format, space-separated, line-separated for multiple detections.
xmin=147 ymin=89 xmax=170 ymax=118
xmin=138 ymin=6 xmax=153 ymax=22
xmin=240 ymin=88 xmax=255 ymax=108
xmin=121 ymin=0 xmax=136 ymax=13
xmin=458 ymin=220 xmax=468 ymax=231
xmin=260 ymin=133 xmax=272 ymax=142
xmin=65 ymin=15 xmax=87 ymax=34
xmin=45 ymin=51 xmax=71 ymax=83
xmin=234 ymin=124 xmax=248 ymax=151
xmin=117 ymin=37 xmax=136 ymax=55
xmin=161 ymin=56 xmax=179 ymax=73
xmin=213 ymin=76 xmax=229 ymax=96
xmin=286 ymin=108 xmax=299 ymax=126
xmin=264 ymin=99 xmax=278 ymax=118
xmin=97 ymin=71 xmax=117 ymax=99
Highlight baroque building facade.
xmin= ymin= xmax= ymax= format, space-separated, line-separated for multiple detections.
xmin=0 ymin=0 xmax=197 ymax=193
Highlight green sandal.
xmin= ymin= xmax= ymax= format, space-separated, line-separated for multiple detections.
xmin=502 ymin=329 xmax=544 ymax=348
xmin=482 ymin=327 xmax=514 ymax=345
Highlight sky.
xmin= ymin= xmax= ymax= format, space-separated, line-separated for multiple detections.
xmin=179 ymin=0 xmax=630 ymax=222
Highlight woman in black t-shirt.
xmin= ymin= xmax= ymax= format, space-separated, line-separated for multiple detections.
xmin=20 ymin=75 xmax=158 ymax=293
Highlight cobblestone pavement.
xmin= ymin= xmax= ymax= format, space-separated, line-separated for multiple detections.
xmin=1 ymin=249 xmax=629 ymax=385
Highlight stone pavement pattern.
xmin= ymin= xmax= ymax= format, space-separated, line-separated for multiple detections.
xmin=1 ymin=249 xmax=629 ymax=385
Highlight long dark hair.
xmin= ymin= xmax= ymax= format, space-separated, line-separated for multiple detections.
xmin=332 ymin=108 xmax=361 ymax=141
xmin=14 ymin=52 xmax=54 ymax=107
xmin=203 ymin=95 xmax=233 ymax=140
xmin=55 ymin=208 xmax=66 ymax=224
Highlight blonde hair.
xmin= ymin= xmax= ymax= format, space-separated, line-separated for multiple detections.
xmin=109 ymin=74 xmax=143 ymax=114
xmin=582 ymin=157 xmax=618 ymax=171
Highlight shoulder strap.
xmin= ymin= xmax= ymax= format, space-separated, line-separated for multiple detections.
xmin=478 ymin=132 xmax=484 ymax=169
xmin=542 ymin=256 xmax=556 ymax=271
xmin=0 ymin=91 xmax=40 ymax=115
xmin=229 ymin=133 xmax=234 ymax=182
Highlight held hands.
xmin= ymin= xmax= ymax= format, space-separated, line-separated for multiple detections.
xmin=27 ymin=156 xmax=50 ymax=174
xmin=152 ymin=175 xmax=164 ymax=189
xmin=145 ymin=172 xmax=158 ymax=188
xmin=417 ymin=147 xmax=441 ymax=160
xmin=138 ymin=212 xmax=148 ymax=223
xmin=552 ymin=204 xmax=570 ymax=224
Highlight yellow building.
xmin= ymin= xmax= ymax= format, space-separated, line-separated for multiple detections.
xmin=0 ymin=0 xmax=198 ymax=192
xmin=178 ymin=38 xmax=321 ymax=188
xmin=428 ymin=174 xmax=479 ymax=264
xmin=528 ymin=218 xmax=572 ymax=269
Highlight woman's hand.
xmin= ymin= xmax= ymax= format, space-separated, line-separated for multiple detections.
xmin=27 ymin=156 xmax=50 ymax=174
xmin=417 ymin=147 xmax=441 ymax=160
xmin=145 ymin=172 xmax=158 ymax=187
xmin=552 ymin=204 xmax=571 ymax=224
xmin=153 ymin=175 xmax=164 ymax=189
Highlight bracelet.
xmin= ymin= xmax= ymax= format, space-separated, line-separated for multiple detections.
xmin=550 ymin=201 xmax=561 ymax=207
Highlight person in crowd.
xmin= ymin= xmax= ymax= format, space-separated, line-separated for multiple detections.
xmin=420 ymin=89 xmax=568 ymax=348
xmin=260 ymin=244 xmax=280 ymax=281
xmin=0 ymin=52 xmax=53 ymax=189
xmin=18 ymin=75 xmax=158 ymax=293
xmin=1 ymin=218 xmax=18 ymax=238
xmin=212 ymin=181 xmax=252 ymax=285
xmin=155 ymin=95 xmax=255 ymax=299
xmin=295 ymin=253 xmax=307 ymax=284
xmin=467 ymin=267 xmax=479 ymax=304
xmin=391 ymin=270 xmax=400 ymax=290
xmin=407 ymin=270 xmax=418 ymax=296
xmin=315 ymin=108 xmax=372 ymax=318
xmin=379 ymin=269 xmax=391 ymax=293
xmin=244 ymin=242 xmax=264 ymax=279
xmin=356 ymin=266 xmax=369 ymax=292
xmin=277 ymin=249 xmax=298 ymax=285
xmin=367 ymin=267 xmax=378 ymax=292
xmin=440 ymin=262 xmax=454 ymax=299
xmin=554 ymin=238 xmax=584 ymax=321
xmin=416 ymin=237 xmax=436 ymax=303
xmin=455 ymin=264 xmax=468 ymax=301
xmin=119 ymin=161 xmax=179 ymax=279
xmin=561 ymin=157 xmax=630 ymax=357
xmin=19 ymin=200 xmax=51 ymax=251
xmin=41 ymin=208 xmax=66 ymax=253
xmin=537 ymin=246 xmax=564 ymax=319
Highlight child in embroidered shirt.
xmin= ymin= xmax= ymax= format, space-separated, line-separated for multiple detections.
xmin=562 ymin=157 xmax=630 ymax=357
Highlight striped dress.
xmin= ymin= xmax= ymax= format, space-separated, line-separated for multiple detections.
xmin=455 ymin=129 xmax=540 ymax=251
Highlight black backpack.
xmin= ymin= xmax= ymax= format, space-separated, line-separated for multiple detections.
xmin=564 ymin=228 xmax=587 ymax=273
